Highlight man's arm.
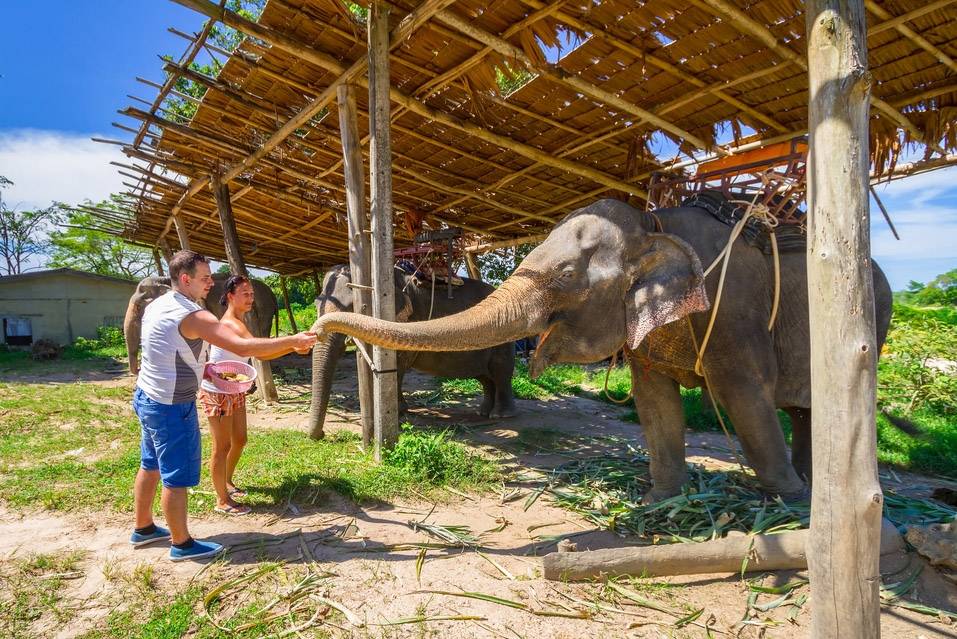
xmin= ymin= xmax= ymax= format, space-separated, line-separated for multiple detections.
xmin=181 ymin=310 xmax=316 ymax=357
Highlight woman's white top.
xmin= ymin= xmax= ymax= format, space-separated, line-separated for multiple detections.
xmin=136 ymin=291 xmax=209 ymax=405
xmin=200 ymin=341 xmax=252 ymax=394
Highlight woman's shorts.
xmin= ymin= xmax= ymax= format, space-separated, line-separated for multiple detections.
xmin=198 ymin=389 xmax=246 ymax=418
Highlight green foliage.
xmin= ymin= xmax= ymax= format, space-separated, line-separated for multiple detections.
xmin=70 ymin=326 xmax=126 ymax=354
xmin=344 ymin=1 xmax=368 ymax=22
xmin=276 ymin=302 xmax=317 ymax=335
xmin=877 ymin=409 xmax=957 ymax=477
xmin=384 ymin=424 xmax=500 ymax=485
xmin=475 ymin=243 xmax=536 ymax=285
xmin=48 ymin=198 xmax=156 ymax=280
xmin=895 ymin=269 xmax=957 ymax=306
xmin=264 ymin=274 xmax=318 ymax=307
xmin=879 ymin=304 xmax=957 ymax=414
xmin=495 ymin=65 xmax=536 ymax=97
xmin=0 ymin=176 xmax=61 ymax=276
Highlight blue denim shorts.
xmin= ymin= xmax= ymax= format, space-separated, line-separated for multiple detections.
xmin=132 ymin=387 xmax=201 ymax=488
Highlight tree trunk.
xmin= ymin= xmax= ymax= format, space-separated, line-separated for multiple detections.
xmin=279 ymin=276 xmax=298 ymax=333
xmin=805 ymin=2 xmax=881 ymax=637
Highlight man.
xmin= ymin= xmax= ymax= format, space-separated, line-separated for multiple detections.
xmin=129 ymin=251 xmax=317 ymax=561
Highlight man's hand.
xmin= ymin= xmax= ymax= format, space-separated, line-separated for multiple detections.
xmin=292 ymin=331 xmax=318 ymax=354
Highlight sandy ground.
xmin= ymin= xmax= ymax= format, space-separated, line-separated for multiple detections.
xmin=2 ymin=357 xmax=956 ymax=638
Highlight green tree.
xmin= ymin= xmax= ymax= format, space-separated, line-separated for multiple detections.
xmin=476 ymin=243 xmax=536 ymax=285
xmin=0 ymin=176 xmax=61 ymax=276
xmin=47 ymin=199 xmax=156 ymax=280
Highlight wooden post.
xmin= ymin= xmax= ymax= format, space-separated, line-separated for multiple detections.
xmin=805 ymin=3 xmax=882 ymax=638
xmin=172 ymin=213 xmax=191 ymax=251
xmin=368 ymin=1 xmax=399 ymax=458
xmin=279 ymin=276 xmax=298 ymax=333
xmin=152 ymin=248 xmax=165 ymax=276
xmin=211 ymin=170 xmax=280 ymax=404
xmin=158 ymin=237 xmax=174 ymax=264
xmin=464 ymin=252 xmax=481 ymax=281
xmin=338 ymin=84 xmax=376 ymax=449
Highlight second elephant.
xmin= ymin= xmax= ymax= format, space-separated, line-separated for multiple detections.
xmin=307 ymin=265 xmax=517 ymax=439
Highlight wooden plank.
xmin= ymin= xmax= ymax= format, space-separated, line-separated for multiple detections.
xmin=337 ymin=83 xmax=375 ymax=449
xmin=368 ymin=2 xmax=399 ymax=458
xmin=805 ymin=2 xmax=882 ymax=637
xmin=210 ymin=171 xmax=280 ymax=404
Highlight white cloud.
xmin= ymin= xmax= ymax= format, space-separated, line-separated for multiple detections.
xmin=0 ymin=129 xmax=126 ymax=211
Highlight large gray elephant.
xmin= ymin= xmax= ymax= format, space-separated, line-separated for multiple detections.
xmin=123 ymin=273 xmax=278 ymax=374
xmin=312 ymin=199 xmax=893 ymax=502
xmin=308 ymin=265 xmax=517 ymax=438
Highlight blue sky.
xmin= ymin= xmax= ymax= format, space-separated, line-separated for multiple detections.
xmin=0 ymin=2 xmax=954 ymax=289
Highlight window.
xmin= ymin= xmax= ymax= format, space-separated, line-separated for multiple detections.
xmin=3 ymin=317 xmax=33 ymax=346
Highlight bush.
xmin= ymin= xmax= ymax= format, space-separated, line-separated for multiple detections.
xmin=384 ymin=424 xmax=499 ymax=485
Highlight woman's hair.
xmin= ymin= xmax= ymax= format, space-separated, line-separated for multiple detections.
xmin=219 ymin=275 xmax=251 ymax=307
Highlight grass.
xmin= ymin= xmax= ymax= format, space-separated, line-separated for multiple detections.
xmin=0 ymin=550 xmax=87 ymax=637
xmin=0 ymin=380 xmax=500 ymax=516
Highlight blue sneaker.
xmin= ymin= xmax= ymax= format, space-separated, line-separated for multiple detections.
xmin=129 ymin=525 xmax=171 ymax=547
xmin=169 ymin=539 xmax=224 ymax=562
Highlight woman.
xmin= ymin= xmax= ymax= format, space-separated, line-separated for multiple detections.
xmin=199 ymin=275 xmax=291 ymax=515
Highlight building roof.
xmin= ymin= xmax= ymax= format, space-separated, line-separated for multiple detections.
xmin=95 ymin=0 xmax=957 ymax=274
xmin=0 ymin=268 xmax=138 ymax=288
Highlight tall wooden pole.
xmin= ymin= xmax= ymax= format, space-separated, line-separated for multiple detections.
xmin=464 ymin=252 xmax=481 ymax=281
xmin=338 ymin=84 xmax=376 ymax=449
xmin=211 ymin=170 xmax=280 ymax=404
xmin=279 ymin=276 xmax=298 ymax=333
xmin=805 ymin=3 xmax=882 ymax=637
xmin=158 ymin=237 xmax=174 ymax=264
xmin=368 ymin=1 xmax=399 ymax=458
xmin=172 ymin=213 xmax=191 ymax=251
xmin=152 ymin=248 xmax=165 ymax=276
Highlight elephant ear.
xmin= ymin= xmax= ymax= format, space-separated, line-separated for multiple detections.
xmin=625 ymin=233 xmax=710 ymax=350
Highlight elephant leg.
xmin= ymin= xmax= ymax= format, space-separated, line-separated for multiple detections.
xmin=784 ymin=407 xmax=812 ymax=483
xmin=628 ymin=360 xmax=688 ymax=503
xmin=397 ymin=367 xmax=409 ymax=415
xmin=712 ymin=381 xmax=807 ymax=500
xmin=478 ymin=376 xmax=495 ymax=417
xmin=490 ymin=358 xmax=518 ymax=418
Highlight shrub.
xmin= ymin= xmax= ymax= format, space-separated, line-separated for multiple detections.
xmin=384 ymin=424 xmax=499 ymax=485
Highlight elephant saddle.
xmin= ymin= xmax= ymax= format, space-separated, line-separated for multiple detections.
xmin=682 ymin=190 xmax=807 ymax=254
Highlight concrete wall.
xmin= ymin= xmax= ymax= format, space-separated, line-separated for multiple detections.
xmin=0 ymin=272 xmax=135 ymax=345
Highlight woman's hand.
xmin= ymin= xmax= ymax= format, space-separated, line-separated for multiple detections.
xmin=292 ymin=331 xmax=318 ymax=354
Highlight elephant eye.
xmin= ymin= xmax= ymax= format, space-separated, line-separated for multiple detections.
xmin=559 ymin=266 xmax=575 ymax=279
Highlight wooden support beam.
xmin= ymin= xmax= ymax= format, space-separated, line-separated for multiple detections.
xmin=368 ymin=3 xmax=399 ymax=458
xmin=337 ymin=83 xmax=375 ymax=449
xmin=865 ymin=0 xmax=957 ymax=74
xmin=152 ymin=248 xmax=165 ymax=276
xmin=435 ymin=9 xmax=724 ymax=157
xmin=173 ymin=214 xmax=191 ymax=251
xmin=869 ymin=0 xmax=957 ymax=37
xmin=210 ymin=171 xmax=280 ymax=404
xmin=464 ymin=252 xmax=481 ymax=280
xmin=279 ymin=276 xmax=298 ymax=333
xmin=805 ymin=2 xmax=882 ymax=637
xmin=158 ymin=237 xmax=174 ymax=263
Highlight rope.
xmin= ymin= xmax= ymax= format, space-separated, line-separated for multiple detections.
xmin=602 ymin=346 xmax=633 ymax=404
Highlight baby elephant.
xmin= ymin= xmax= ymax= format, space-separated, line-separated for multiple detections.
xmin=307 ymin=265 xmax=517 ymax=439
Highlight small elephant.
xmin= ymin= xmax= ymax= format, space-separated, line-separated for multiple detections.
xmin=307 ymin=265 xmax=517 ymax=439
xmin=313 ymin=199 xmax=894 ymax=502
xmin=123 ymin=273 xmax=279 ymax=375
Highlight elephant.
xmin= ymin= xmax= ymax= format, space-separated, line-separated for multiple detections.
xmin=312 ymin=198 xmax=893 ymax=502
xmin=307 ymin=265 xmax=517 ymax=439
xmin=123 ymin=273 xmax=279 ymax=375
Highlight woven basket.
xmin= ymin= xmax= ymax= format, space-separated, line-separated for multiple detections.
xmin=205 ymin=360 xmax=257 ymax=394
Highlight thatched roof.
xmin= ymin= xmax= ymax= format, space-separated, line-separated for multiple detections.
xmin=100 ymin=0 xmax=957 ymax=274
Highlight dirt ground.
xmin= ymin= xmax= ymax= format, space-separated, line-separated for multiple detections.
xmin=2 ymin=357 xmax=956 ymax=638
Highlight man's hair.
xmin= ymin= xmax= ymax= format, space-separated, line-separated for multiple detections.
xmin=219 ymin=274 xmax=250 ymax=307
xmin=169 ymin=250 xmax=209 ymax=282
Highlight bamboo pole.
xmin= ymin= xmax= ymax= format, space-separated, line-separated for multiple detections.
xmin=279 ymin=276 xmax=298 ymax=333
xmin=368 ymin=2 xmax=399 ymax=458
xmin=210 ymin=171 xmax=280 ymax=404
xmin=805 ymin=2 xmax=882 ymax=637
xmin=337 ymin=83 xmax=375 ymax=449
xmin=866 ymin=0 xmax=957 ymax=73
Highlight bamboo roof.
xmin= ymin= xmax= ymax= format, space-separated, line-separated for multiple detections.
xmin=102 ymin=0 xmax=957 ymax=274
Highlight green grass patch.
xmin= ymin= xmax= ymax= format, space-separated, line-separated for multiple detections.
xmin=0 ymin=549 xmax=87 ymax=637
xmin=0 ymin=381 xmax=500 ymax=517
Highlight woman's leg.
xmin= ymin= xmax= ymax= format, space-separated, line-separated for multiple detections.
xmin=225 ymin=403 xmax=248 ymax=494
xmin=208 ymin=413 xmax=235 ymax=508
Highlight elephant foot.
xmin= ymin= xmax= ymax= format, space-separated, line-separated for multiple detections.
xmin=641 ymin=484 xmax=683 ymax=505
xmin=491 ymin=404 xmax=520 ymax=419
xmin=777 ymin=483 xmax=811 ymax=504
xmin=308 ymin=429 xmax=325 ymax=441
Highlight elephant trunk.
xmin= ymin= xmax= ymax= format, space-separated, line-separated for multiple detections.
xmin=307 ymin=332 xmax=347 ymax=439
xmin=312 ymin=273 xmax=548 ymax=353
xmin=123 ymin=300 xmax=141 ymax=376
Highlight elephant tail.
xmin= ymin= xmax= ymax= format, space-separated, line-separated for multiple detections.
xmin=880 ymin=409 xmax=923 ymax=437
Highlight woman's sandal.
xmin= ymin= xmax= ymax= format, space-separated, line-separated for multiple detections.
xmin=227 ymin=487 xmax=247 ymax=499
xmin=215 ymin=504 xmax=251 ymax=516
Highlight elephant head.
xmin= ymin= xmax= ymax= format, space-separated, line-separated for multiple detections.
xmin=311 ymin=199 xmax=710 ymax=374
xmin=123 ymin=276 xmax=172 ymax=375
xmin=308 ymin=265 xmax=413 ymax=439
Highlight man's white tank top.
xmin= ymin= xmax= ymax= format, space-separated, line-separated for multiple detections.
xmin=200 ymin=342 xmax=251 ymax=394
xmin=136 ymin=291 xmax=209 ymax=405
